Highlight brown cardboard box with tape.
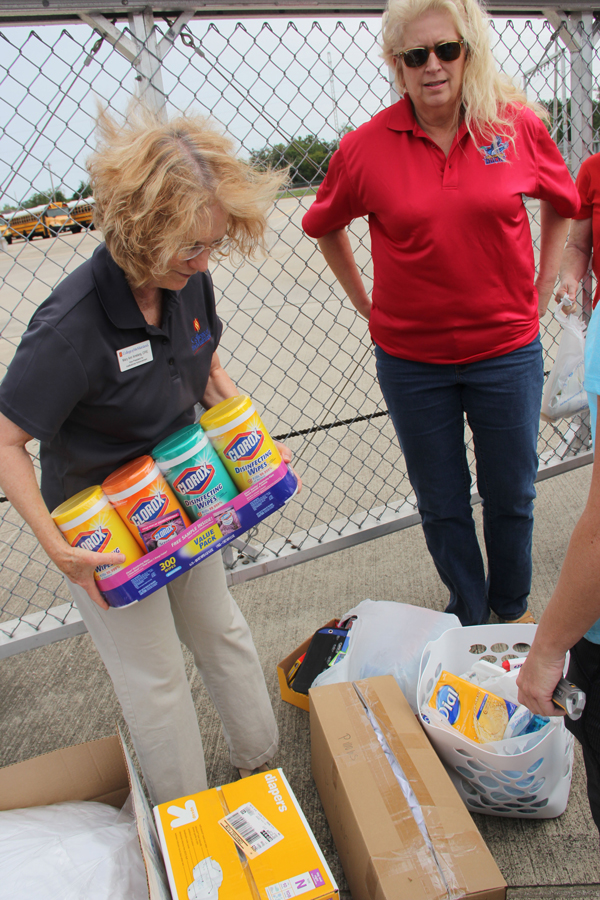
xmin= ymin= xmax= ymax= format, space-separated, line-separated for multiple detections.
xmin=310 ymin=675 xmax=507 ymax=900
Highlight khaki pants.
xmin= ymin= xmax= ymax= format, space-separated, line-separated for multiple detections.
xmin=67 ymin=551 xmax=278 ymax=804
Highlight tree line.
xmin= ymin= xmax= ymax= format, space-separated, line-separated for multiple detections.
xmin=2 ymin=180 xmax=92 ymax=214
xmin=250 ymin=130 xmax=351 ymax=186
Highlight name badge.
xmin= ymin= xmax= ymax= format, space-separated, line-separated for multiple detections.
xmin=117 ymin=340 xmax=153 ymax=372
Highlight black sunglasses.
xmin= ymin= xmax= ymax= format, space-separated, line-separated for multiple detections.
xmin=396 ymin=40 xmax=465 ymax=68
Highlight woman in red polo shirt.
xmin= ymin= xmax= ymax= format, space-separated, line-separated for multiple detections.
xmin=303 ymin=0 xmax=579 ymax=626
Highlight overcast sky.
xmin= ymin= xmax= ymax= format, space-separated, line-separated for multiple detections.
xmin=0 ymin=13 xmax=588 ymax=209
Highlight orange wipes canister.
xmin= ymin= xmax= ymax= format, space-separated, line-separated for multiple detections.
xmin=102 ymin=456 xmax=191 ymax=549
xmin=51 ymin=485 xmax=144 ymax=580
xmin=200 ymin=396 xmax=282 ymax=492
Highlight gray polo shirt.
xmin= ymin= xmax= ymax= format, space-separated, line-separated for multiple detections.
xmin=0 ymin=243 xmax=222 ymax=511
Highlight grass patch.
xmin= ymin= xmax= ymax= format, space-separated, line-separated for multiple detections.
xmin=277 ymin=185 xmax=319 ymax=199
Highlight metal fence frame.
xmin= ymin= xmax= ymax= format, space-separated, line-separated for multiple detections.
xmin=0 ymin=1 xmax=596 ymax=657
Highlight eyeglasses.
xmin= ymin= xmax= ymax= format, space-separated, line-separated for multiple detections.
xmin=180 ymin=236 xmax=229 ymax=261
xmin=396 ymin=40 xmax=465 ymax=68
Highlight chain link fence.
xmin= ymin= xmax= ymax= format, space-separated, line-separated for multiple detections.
xmin=0 ymin=9 xmax=596 ymax=653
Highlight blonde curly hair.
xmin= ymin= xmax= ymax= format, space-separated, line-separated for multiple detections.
xmin=87 ymin=105 xmax=286 ymax=288
xmin=381 ymin=0 xmax=547 ymax=142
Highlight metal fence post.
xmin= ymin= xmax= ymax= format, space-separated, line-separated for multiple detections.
xmin=127 ymin=7 xmax=167 ymax=118
xmin=569 ymin=11 xmax=594 ymax=173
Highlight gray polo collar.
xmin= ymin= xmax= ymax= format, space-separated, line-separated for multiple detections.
xmin=91 ymin=243 xmax=180 ymax=333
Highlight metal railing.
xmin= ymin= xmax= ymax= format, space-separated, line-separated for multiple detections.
xmin=0 ymin=4 xmax=596 ymax=655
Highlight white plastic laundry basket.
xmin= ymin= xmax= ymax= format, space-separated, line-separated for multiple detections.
xmin=417 ymin=625 xmax=574 ymax=819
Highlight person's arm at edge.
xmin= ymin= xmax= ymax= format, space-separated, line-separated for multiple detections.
xmin=517 ymin=396 xmax=600 ymax=715
xmin=0 ymin=412 xmax=125 ymax=610
xmin=200 ymin=351 xmax=302 ymax=491
xmin=554 ymin=216 xmax=593 ymax=311
xmin=317 ymin=229 xmax=372 ymax=320
xmin=536 ymin=199 xmax=571 ymax=317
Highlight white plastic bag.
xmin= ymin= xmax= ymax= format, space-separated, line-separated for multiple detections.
xmin=0 ymin=797 xmax=148 ymax=900
xmin=311 ymin=599 xmax=460 ymax=713
xmin=541 ymin=310 xmax=587 ymax=422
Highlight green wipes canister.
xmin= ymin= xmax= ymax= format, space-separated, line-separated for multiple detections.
xmin=152 ymin=424 xmax=238 ymax=521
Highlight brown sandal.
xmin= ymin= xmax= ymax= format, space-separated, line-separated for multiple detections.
xmin=499 ymin=608 xmax=536 ymax=625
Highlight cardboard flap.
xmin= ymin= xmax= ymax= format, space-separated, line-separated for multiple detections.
xmin=0 ymin=735 xmax=128 ymax=811
xmin=118 ymin=729 xmax=171 ymax=900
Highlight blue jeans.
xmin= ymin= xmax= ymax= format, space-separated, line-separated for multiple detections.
xmin=375 ymin=337 xmax=543 ymax=625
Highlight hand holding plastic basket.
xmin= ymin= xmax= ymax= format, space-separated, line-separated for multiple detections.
xmin=417 ymin=625 xmax=574 ymax=818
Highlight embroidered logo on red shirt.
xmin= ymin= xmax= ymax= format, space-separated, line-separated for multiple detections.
xmin=479 ymin=136 xmax=509 ymax=165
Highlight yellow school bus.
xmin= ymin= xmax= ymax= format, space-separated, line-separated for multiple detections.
xmin=44 ymin=202 xmax=78 ymax=236
xmin=2 ymin=202 xmax=78 ymax=244
xmin=67 ymin=197 xmax=96 ymax=231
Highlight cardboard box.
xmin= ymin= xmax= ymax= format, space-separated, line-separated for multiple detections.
xmin=277 ymin=619 xmax=339 ymax=712
xmin=310 ymin=676 xmax=507 ymax=900
xmin=100 ymin=461 xmax=297 ymax=608
xmin=0 ymin=733 xmax=173 ymax=900
xmin=153 ymin=768 xmax=338 ymax=900
xmin=0 ymin=735 xmax=337 ymax=900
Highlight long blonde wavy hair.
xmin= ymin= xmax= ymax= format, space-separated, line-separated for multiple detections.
xmin=87 ymin=105 xmax=286 ymax=288
xmin=381 ymin=0 xmax=548 ymax=142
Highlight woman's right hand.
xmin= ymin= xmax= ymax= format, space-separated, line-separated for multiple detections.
xmin=55 ymin=542 xmax=126 ymax=610
xmin=0 ymin=413 xmax=125 ymax=612
xmin=317 ymin=230 xmax=372 ymax=320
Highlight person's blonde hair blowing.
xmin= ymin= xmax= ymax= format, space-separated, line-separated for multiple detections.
xmin=381 ymin=0 xmax=547 ymax=142
xmin=87 ymin=106 xmax=286 ymax=288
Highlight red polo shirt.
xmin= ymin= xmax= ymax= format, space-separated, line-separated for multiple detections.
xmin=573 ymin=152 xmax=600 ymax=307
xmin=302 ymin=96 xmax=580 ymax=364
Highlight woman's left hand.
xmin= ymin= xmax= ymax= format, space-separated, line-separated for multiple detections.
xmin=275 ymin=441 xmax=302 ymax=493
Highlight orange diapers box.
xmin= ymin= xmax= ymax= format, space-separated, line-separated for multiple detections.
xmin=154 ymin=769 xmax=338 ymax=900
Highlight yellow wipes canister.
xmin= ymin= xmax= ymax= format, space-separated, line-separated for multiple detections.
xmin=200 ymin=396 xmax=282 ymax=491
xmin=51 ymin=485 xmax=144 ymax=580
